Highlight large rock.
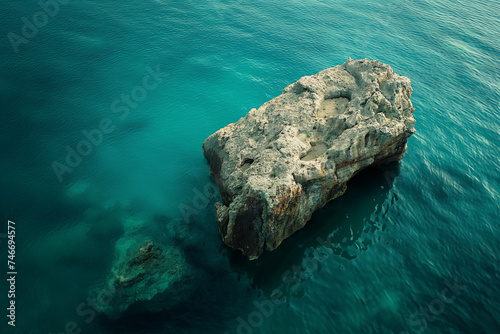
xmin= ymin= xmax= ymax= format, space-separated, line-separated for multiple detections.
xmin=94 ymin=238 xmax=195 ymax=318
xmin=203 ymin=58 xmax=416 ymax=259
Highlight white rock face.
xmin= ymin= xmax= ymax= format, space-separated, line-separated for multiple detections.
xmin=203 ymin=58 xmax=416 ymax=259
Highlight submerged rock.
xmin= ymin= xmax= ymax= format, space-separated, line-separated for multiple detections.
xmin=203 ymin=58 xmax=416 ymax=259
xmin=95 ymin=238 xmax=194 ymax=318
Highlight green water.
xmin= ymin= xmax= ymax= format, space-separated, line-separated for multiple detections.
xmin=0 ymin=0 xmax=498 ymax=333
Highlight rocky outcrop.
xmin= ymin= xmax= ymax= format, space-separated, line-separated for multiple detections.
xmin=203 ymin=58 xmax=416 ymax=259
xmin=95 ymin=238 xmax=194 ymax=318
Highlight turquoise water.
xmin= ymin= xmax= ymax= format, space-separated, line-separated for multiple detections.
xmin=1 ymin=0 xmax=499 ymax=333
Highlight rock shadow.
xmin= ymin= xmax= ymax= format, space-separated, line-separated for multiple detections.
xmin=226 ymin=162 xmax=403 ymax=295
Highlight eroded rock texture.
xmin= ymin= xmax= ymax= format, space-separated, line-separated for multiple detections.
xmin=95 ymin=238 xmax=194 ymax=318
xmin=203 ymin=58 xmax=416 ymax=259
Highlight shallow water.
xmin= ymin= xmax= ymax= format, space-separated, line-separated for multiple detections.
xmin=0 ymin=0 xmax=499 ymax=333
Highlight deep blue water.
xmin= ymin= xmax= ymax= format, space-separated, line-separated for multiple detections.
xmin=0 ymin=0 xmax=499 ymax=333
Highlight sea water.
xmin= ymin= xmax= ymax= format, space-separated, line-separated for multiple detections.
xmin=0 ymin=0 xmax=498 ymax=333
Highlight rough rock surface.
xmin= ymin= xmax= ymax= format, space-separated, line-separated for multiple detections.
xmin=95 ymin=238 xmax=194 ymax=318
xmin=203 ymin=58 xmax=416 ymax=259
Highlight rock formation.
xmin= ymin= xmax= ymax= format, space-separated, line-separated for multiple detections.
xmin=95 ymin=238 xmax=195 ymax=318
xmin=203 ymin=58 xmax=416 ymax=259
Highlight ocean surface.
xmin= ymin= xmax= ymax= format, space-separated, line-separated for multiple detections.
xmin=0 ymin=0 xmax=499 ymax=333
